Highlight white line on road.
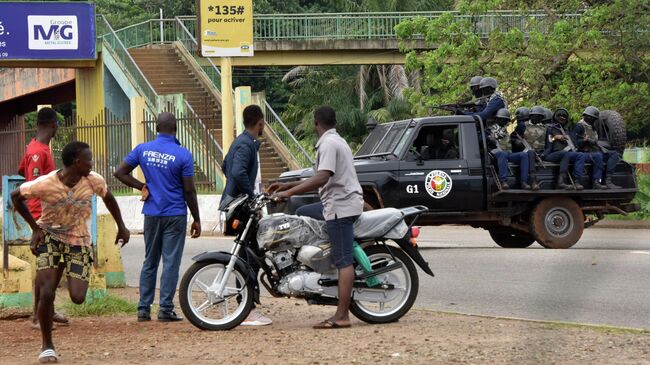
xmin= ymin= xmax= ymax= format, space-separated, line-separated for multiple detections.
xmin=630 ymin=251 xmax=650 ymax=255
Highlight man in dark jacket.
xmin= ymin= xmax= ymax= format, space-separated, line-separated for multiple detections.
xmin=219 ymin=104 xmax=272 ymax=326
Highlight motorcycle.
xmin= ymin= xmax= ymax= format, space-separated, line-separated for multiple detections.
xmin=179 ymin=193 xmax=434 ymax=330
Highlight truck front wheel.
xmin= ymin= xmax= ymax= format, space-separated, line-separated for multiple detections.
xmin=529 ymin=197 xmax=584 ymax=249
xmin=488 ymin=228 xmax=536 ymax=248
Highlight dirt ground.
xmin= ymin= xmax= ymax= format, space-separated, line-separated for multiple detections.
xmin=1 ymin=288 xmax=649 ymax=365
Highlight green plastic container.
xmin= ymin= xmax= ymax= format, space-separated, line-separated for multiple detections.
xmin=352 ymin=241 xmax=380 ymax=287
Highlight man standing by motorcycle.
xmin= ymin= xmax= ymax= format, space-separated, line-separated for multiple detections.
xmin=269 ymin=106 xmax=364 ymax=329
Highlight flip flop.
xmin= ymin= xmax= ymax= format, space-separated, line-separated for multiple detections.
xmin=38 ymin=349 xmax=58 ymax=363
xmin=313 ymin=319 xmax=351 ymax=329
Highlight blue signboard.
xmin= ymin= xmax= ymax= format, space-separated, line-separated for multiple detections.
xmin=0 ymin=2 xmax=96 ymax=60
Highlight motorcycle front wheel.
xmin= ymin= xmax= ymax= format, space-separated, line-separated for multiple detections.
xmin=179 ymin=260 xmax=254 ymax=330
xmin=350 ymin=245 xmax=419 ymax=324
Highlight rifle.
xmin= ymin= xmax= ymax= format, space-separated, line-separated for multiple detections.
xmin=558 ymin=125 xmax=577 ymax=152
xmin=431 ymin=99 xmax=485 ymax=114
xmin=513 ymin=131 xmax=546 ymax=168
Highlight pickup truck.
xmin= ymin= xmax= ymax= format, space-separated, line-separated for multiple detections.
xmin=270 ymin=115 xmax=639 ymax=249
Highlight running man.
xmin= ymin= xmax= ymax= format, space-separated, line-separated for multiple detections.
xmin=11 ymin=141 xmax=130 ymax=363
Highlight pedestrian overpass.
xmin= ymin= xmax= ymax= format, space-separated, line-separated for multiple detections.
xmin=0 ymin=11 xmax=582 ymax=190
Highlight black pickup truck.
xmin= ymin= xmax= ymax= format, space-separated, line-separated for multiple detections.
xmin=271 ymin=115 xmax=639 ymax=249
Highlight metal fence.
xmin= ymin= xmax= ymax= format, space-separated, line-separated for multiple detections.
xmin=0 ymin=109 xmax=133 ymax=194
xmin=142 ymin=107 xmax=223 ymax=192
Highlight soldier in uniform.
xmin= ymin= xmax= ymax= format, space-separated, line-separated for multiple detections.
xmin=486 ymin=108 xmax=535 ymax=190
xmin=463 ymin=77 xmax=507 ymax=123
xmin=573 ymin=106 xmax=621 ymax=189
xmin=543 ymin=108 xmax=589 ymax=190
xmin=510 ymin=107 xmax=540 ymax=190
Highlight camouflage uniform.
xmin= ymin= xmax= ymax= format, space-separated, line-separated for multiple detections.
xmin=522 ymin=121 xmax=546 ymax=153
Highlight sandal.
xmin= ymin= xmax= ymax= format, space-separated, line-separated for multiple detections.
xmin=38 ymin=349 xmax=58 ymax=363
xmin=313 ymin=319 xmax=351 ymax=329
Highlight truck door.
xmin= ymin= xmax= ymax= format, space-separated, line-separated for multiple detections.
xmin=398 ymin=123 xmax=484 ymax=212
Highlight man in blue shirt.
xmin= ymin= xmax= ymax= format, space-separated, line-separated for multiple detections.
xmin=219 ymin=104 xmax=272 ymax=326
xmin=114 ymin=112 xmax=201 ymax=322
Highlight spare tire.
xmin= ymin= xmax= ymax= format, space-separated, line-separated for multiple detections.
xmin=598 ymin=110 xmax=626 ymax=153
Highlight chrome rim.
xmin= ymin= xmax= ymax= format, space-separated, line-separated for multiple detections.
xmin=186 ymin=263 xmax=248 ymax=326
xmin=353 ymin=252 xmax=412 ymax=317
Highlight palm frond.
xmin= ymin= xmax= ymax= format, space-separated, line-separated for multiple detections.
xmin=357 ymin=65 xmax=370 ymax=109
xmin=389 ymin=65 xmax=410 ymax=100
xmin=282 ymin=66 xmax=310 ymax=83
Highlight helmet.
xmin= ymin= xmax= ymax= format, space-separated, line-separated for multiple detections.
xmin=553 ymin=108 xmax=570 ymax=125
xmin=479 ymin=77 xmax=498 ymax=90
xmin=469 ymin=76 xmax=483 ymax=87
xmin=529 ymin=106 xmax=545 ymax=124
xmin=542 ymin=108 xmax=554 ymax=122
xmin=495 ymin=108 xmax=511 ymax=126
xmin=515 ymin=107 xmax=530 ymax=122
xmin=582 ymin=106 xmax=600 ymax=119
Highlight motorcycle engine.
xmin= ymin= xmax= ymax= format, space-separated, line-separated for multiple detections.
xmin=277 ymin=270 xmax=323 ymax=296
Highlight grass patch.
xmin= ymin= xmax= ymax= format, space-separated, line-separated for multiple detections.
xmin=62 ymin=294 xmax=138 ymax=317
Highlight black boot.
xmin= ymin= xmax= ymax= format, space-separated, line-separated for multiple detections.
xmin=521 ymin=181 xmax=532 ymax=190
xmin=573 ymin=181 xmax=584 ymax=190
xmin=605 ymin=176 xmax=621 ymax=189
xmin=593 ymin=179 xmax=608 ymax=190
xmin=500 ymin=181 xmax=510 ymax=190
xmin=557 ymin=173 xmax=572 ymax=190
xmin=529 ymin=175 xmax=540 ymax=191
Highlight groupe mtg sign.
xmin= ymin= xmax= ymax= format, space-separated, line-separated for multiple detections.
xmin=0 ymin=1 xmax=96 ymax=60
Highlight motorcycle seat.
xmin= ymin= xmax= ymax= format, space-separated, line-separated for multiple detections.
xmin=353 ymin=208 xmax=408 ymax=239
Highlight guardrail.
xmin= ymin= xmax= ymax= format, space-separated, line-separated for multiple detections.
xmin=173 ymin=11 xmax=582 ymax=41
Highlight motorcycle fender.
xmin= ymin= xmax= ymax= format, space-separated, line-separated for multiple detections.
xmin=191 ymin=251 xmax=260 ymax=303
xmin=393 ymin=238 xmax=435 ymax=277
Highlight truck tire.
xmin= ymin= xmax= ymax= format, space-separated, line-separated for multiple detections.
xmin=529 ymin=197 xmax=584 ymax=249
xmin=599 ymin=110 xmax=626 ymax=152
xmin=488 ymin=228 xmax=536 ymax=248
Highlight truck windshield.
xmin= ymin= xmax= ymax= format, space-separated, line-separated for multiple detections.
xmin=355 ymin=121 xmax=411 ymax=158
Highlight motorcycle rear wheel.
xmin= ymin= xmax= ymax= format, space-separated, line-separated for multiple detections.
xmin=350 ymin=245 xmax=419 ymax=324
xmin=179 ymin=260 xmax=254 ymax=330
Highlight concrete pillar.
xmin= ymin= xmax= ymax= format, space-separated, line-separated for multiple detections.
xmin=130 ymin=96 xmax=146 ymax=187
xmin=96 ymin=214 xmax=125 ymax=288
xmin=221 ymin=57 xmax=234 ymax=153
xmin=0 ymin=254 xmax=33 ymax=309
xmin=234 ymin=86 xmax=252 ymax=135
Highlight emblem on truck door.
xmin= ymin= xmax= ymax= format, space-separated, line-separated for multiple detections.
xmin=425 ymin=170 xmax=452 ymax=199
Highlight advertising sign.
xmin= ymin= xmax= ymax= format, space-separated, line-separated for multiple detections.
xmin=197 ymin=0 xmax=254 ymax=57
xmin=0 ymin=2 xmax=96 ymax=60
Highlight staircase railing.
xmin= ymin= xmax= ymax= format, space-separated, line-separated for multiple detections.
xmin=171 ymin=17 xmax=314 ymax=168
xmin=97 ymin=14 xmax=225 ymax=190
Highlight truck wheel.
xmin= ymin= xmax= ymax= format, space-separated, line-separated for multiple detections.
xmin=529 ymin=197 xmax=584 ymax=249
xmin=488 ymin=228 xmax=536 ymax=248
xmin=598 ymin=110 xmax=626 ymax=152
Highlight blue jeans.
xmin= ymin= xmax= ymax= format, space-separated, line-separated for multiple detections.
xmin=604 ymin=151 xmax=620 ymax=176
xmin=296 ymin=202 xmax=325 ymax=220
xmin=583 ymin=152 xmax=604 ymax=181
xmin=326 ymin=215 xmax=359 ymax=269
xmin=139 ymin=215 xmax=187 ymax=313
xmin=544 ymin=151 xmax=586 ymax=178
xmin=493 ymin=151 xmax=531 ymax=183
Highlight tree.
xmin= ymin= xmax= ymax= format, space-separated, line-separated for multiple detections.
xmin=396 ymin=0 xmax=650 ymax=142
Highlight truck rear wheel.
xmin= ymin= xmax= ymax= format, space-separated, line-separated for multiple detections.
xmin=488 ymin=228 xmax=536 ymax=248
xmin=529 ymin=197 xmax=584 ymax=249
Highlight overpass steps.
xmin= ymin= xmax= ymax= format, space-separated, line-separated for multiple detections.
xmin=129 ymin=45 xmax=289 ymax=184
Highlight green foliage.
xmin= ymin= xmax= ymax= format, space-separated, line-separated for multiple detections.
xmin=397 ymin=1 xmax=650 ymax=142
xmin=63 ymin=294 xmax=137 ymax=317
xmin=634 ymin=173 xmax=650 ymax=219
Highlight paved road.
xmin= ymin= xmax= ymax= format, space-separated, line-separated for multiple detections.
xmin=120 ymin=226 xmax=650 ymax=329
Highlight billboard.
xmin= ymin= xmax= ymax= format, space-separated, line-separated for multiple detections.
xmin=197 ymin=0 xmax=254 ymax=57
xmin=0 ymin=2 xmax=96 ymax=60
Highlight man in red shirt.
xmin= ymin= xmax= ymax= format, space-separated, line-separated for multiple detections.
xmin=17 ymin=107 xmax=68 ymax=328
